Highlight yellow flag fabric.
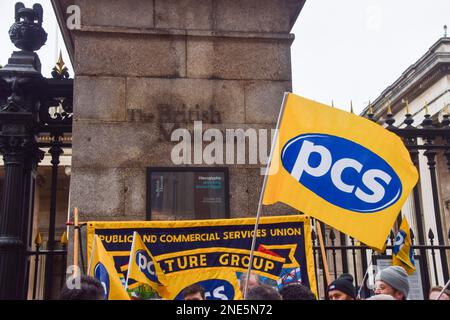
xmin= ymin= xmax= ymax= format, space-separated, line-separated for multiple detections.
xmin=126 ymin=232 xmax=170 ymax=298
xmin=163 ymin=267 xmax=244 ymax=300
xmin=392 ymin=217 xmax=415 ymax=275
xmin=263 ymin=93 xmax=418 ymax=251
xmin=88 ymin=235 xmax=130 ymax=300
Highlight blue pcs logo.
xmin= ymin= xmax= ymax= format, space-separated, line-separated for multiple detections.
xmin=281 ymin=133 xmax=402 ymax=213
xmin=393 ymin=230 xmax=407 ymax=254
xmin=135 ymin=249 xmax=161 ymax=284
xmin=94 ymin=262 xmax=110 ymax=300
xmin=175 ymin=279 xmax=235 ymax=300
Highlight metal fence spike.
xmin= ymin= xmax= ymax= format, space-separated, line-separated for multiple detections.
xmin=428 ymin=228 xmax=435 ymax=240
xmin=390 ymin=230 xmax=395 ymax=240
xmin=329 ymin=229 xmax=336 ymax=240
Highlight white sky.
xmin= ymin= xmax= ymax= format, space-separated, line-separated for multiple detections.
xmin=1 ymin=0 xmax=450 ymax=114
xmin=291 ymin=0 xmax=450 ymax=113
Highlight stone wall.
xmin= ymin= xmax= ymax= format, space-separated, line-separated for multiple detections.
xmin=70 ymin=0 xmax=304 ymax=226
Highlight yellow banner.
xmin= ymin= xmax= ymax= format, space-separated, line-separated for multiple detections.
xmin=86 ymin=215 xmax=317 ymax=300
xmin=263 ymin=93 xmax=418 ymax=251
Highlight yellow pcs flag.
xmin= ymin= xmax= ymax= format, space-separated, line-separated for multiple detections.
xmin=126 ymin=232 xmax=170 ymax=298
xmin=392 ymin=217 xmax=416 ymax=275
xmin=88 ymin=235 xmax=130 ymax=300
xmin=263 ymin=93 xmax=418 ymax=251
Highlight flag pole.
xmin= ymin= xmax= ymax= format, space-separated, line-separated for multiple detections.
xmin=87 ymin=234 xmax=97 ymax=275
xmin=357 ymin=253 xmax=373 ymax=299
xmin=316 ymin=222 xmax=331 ymax=288
xmin=73 ymin=207 xmax=79 ymax=277
xmin=125 ymin=231 xmax=137 ymax=292
xmin=435 ymin=279 xmax=450 ymax=300
xmin=243 ymin=92 xmax=289 ymax=300
xmin=66 ymin=192 xmax=71 ymax=241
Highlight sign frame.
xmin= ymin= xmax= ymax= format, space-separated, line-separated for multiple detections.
xmin=146 ymin=167 xmax=230 ymax=221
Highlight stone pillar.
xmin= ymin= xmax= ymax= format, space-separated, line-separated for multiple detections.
xmin=69 ymin=0 xmax=305 ymax=254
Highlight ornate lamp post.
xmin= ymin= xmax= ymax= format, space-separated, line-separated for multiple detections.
xmin=0 ymin=3 xmax=47 ymax=299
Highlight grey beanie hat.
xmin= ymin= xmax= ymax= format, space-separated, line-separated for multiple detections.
xmin=375 ymin=266 xmax=409 ymax=298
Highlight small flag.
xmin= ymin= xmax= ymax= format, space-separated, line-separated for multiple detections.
xmin=392 ymin=217 xmax=415 ymax=275
xmin=126 ymin=232 xmax=170 ymax=298
xmin=87 ymin=235 xmax=130 ymax=300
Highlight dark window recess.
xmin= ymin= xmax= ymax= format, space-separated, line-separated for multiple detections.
xmin=147 ymin=167 xmax=230 ymax=220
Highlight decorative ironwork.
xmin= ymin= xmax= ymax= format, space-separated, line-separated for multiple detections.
xmin=38 ymin=96 xmax=73 ymax=136
xmin=0 ymin=2 xmax=72 ymax=300
xmin=39 ymin=53 xmax=73 ymax=139
xmin=51 ymin=51 xmax=69 ymax=80
xmin=9 ymin=2 xmax=47 ymax=52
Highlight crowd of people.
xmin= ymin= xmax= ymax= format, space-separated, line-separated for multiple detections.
xmin=182 ymin=266 xmax=449 ymax=301
xmin=59 ymin=266 xmax=449 ymax=300
xmin=240 ymin=266 xmax=448 ymax=300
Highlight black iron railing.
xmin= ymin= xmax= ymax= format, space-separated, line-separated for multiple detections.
xmin=312 ymin=221 xmax=450 ymax=299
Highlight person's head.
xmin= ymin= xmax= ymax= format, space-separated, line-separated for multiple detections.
xmin=327 ymin=273 xmax=356 ymax=300
xmin=182 ymin=284 xmax=206 ymax=300
xmin=429 ymin=286 xmax=450 ymax=300
xmin=59 ymin=275 xmax=105 ymax=300
xmin=279 ymin=283 xmax=316 ymax=300
xmin=374 ymin=266 xmax=409 ymax=300
xmin=239 ymin=272 xmax=261 ymax=292
xmin=246 ymin=284 xmax=281 ymax=300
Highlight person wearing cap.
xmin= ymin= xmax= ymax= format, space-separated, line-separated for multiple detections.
xmin=327 ymin=273 xmax=356 ymax=300
xmin=428 ymin=286 xmax=450 ymax=300
xmin=374 ymin=266 xmax=409 ymax=300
